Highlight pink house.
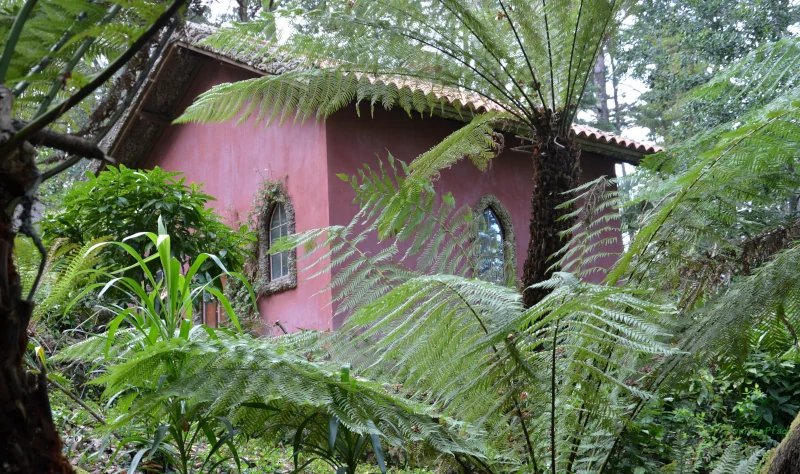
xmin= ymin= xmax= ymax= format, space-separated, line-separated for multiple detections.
xmin=106 ymin=25 xmax=661 ymax=333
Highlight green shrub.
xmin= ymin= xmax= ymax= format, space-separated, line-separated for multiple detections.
xmin=40 ymin=165 xmax=253 ymax=282
xmin=608 ymin=351 xmax=800 ymax=472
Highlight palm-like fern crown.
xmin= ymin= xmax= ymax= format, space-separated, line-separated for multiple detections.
xmin=178 ymin=0 xmax=631 ymax=137
xmin=586 ymin=38 xmax=800 ymax=393
xmin=610 ymin=38 xmax=800 ymax=298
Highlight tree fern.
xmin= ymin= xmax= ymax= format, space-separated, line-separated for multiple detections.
xmin=607 ymin=37 xmax=800 ymax=292
xmin=175 ymin=0 xmax=640 ymax=303
xmin=609 ymin=89 xmax=800 ymax=293
xmin=592 ymin=44 xmax=800 ymax=394
xmin=325 ymin=271 xmax=678 ymax=472
xmin=267 ymin=152 xmax=679 ymax=472
xmin=179 ymin=0 xmax=632 ymax=132
xmin=672 ymin=37 xmax=800 ymax=140
xmin=255 ymin=55 xmax=800 ymax=468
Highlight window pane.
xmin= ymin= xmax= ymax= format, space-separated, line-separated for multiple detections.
xmin=477 ymin=208 xmax=505 ymax=284
xmin=270 ymin=204 xmax=289 ymax=279
xmin=271 ymin=252 xmax=283 ymax=280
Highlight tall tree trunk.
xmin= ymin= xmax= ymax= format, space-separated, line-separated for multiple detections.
xmin=608 ymin=43 xmax=623 ymax=133
xmin=0 ymin=86 xmax=74 ymax=473
xmin=522 ymin=127 xmax=581 ymax=307
xmin=236 ymin=0 xmax=249 ymax=23
xmin=592 ymin=51 xmax=610 ymax=128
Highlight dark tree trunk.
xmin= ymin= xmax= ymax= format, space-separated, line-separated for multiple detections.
xmin=522 ymin=128 xmax=581 ymax=308
xmin=0 ymin=86 xmax=75 ymax=473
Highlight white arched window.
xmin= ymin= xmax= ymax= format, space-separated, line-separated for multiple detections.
xmin=269 ymin=203 xmax=290 ymax=280
xmin=258 ymin=192 xmax=297 ymax=296
xmin=477 ymin=207 xmax=506 ymax=284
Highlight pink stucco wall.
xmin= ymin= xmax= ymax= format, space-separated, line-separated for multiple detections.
xmin=325 ymin=106 xmax=622 ymax=305
xmin=144 ymin=63 xmax=333 ymax=332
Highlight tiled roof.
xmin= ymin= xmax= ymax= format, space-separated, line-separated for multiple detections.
xmin=105 ymin=24 xmax=663 ymax=167
xmin=377 ymin=80 xmax=665 ymax=155
xmin=351 ymin=74 xmax=664 ymax=155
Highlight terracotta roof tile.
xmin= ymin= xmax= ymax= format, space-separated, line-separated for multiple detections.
xmin=571 ymin=124 xmax=664 ymax=154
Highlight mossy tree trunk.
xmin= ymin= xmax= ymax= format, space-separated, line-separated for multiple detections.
xmin=522 ymin=127 xmax=581 ymax=308
xmin=761 ymin=411 xmax=800 ymax=474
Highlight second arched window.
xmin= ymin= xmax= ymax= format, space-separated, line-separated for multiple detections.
xmin=478 ymin=207 xmax=505 ymax=284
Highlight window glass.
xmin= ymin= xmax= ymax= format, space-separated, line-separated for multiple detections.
xmin=477 ymin=208 xmax=505 ymax=284
xmin=269 ymin=203 xmax=289 ymax=280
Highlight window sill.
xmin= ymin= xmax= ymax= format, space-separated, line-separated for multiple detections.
xmin=259 ymin=274 xmax=297 ymax=297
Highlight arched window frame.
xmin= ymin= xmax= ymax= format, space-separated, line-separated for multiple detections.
xmin=474 ymin=194 xmax=517 ymax=285
xmin=258 ymin=192 xmax=297 ymax=296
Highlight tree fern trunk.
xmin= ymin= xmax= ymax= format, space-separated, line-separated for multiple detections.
xmin=522 ymin=129 xmax=581 ymax=308
xmin=761 ymin=411 xmax=800 ymax=474
xmin=0 ymin=85 xmax=75 ymax=473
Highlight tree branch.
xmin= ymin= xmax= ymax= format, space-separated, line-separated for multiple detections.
xmin=12 ymin=120 xmax=114 ymax=163
xmin=48 ymin=378 xmax=107 ymax=426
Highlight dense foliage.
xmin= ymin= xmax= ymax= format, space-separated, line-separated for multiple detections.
xmin=40 ymin=165 xmax=253 ymax=280
xmin=54 ymin=221 xmax=482 ymax=473
xmin=4 ymin=0 xmax=800 ymax=473
xmin=615 ymin=0 xmax=800 ymax=142
xmin=0 ymin=0 xmax=190 ymax=469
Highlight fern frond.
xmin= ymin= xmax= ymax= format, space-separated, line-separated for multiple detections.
xmin=325 ymin=271 xmax=676 ymax=469
xmin=88 ymin=334 xmax=486 ymax=464
xmin=674 ymin=37 xmax=800 ymax=138
xmin=709 ymin=442 xmax=764 ymax=474
xmin=270 ymin=155 xmax=488 ymax=317
xmin=34 ymin=236 xmax=110 ymax=322
xmin=181 ymin=0 xmax=634 ymax=137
